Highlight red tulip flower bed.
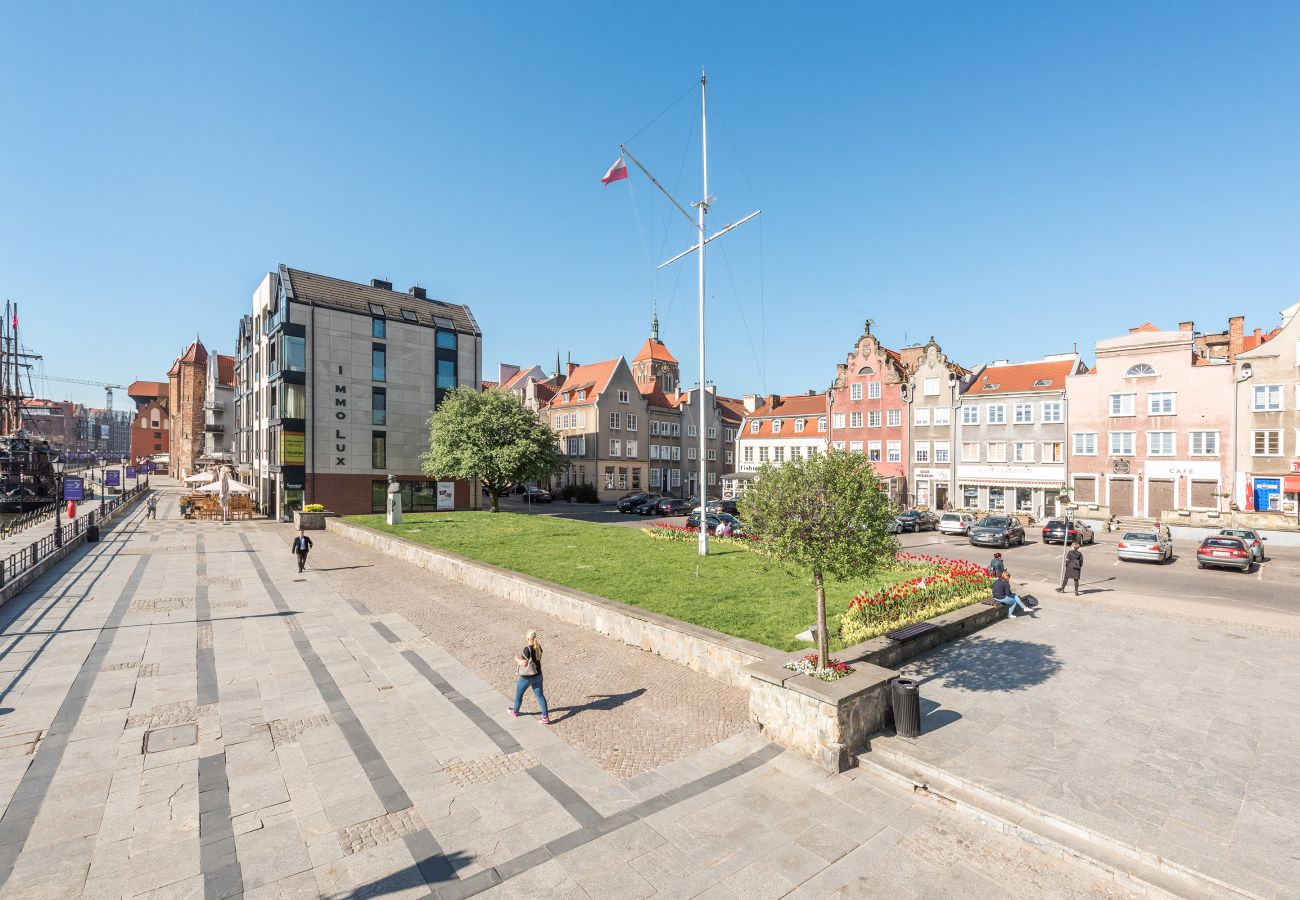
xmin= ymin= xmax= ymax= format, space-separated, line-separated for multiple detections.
xmin=839 ymin=553 xmax=994 ymax=644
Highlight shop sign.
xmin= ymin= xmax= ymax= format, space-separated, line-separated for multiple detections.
xmin=63 ymin=476 xmax=84 ymax=502
xmin=281 ymin=432 xmax=305 ymax=465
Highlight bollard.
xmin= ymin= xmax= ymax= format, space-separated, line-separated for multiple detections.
xmin=891 ymin=678 xmax=922 ymax=738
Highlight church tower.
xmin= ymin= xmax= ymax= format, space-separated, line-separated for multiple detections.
xmin=631 ymin=309 xmax=679 ymax=393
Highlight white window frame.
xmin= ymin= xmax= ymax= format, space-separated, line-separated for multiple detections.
xmin=867 ymin=411 xmax=880 ymax=428
xmin=924 ymin=377 xmax=940 ymax=396
xmin=914 ymin=408 xmax=931 ymax=427
xmin=1013 ymin=403 xmax=1034 ymax=424
xmin=1189 ymin=431 xmax=1219 ymax=456
xmin=914 ymin=441 xmax=930 ymax=463
xmin=1012 ymin=441 xmax=1034 ymax=463
xmin=962 ymin=406 xmax=979 ymax=425
xmin=887 ymin=409 xmax=901 ymax=427
xmin=609 ymin=439 xmax=621 ymax=457
xmin=868 ymin=381 xmax=881 ymax=399
xmin=771 ymin=420 xmax=782 ymax=434
xmin=986 ymin=441 xmax=1007 ymax=463
xmin=794 ymin=418 xmax=806 ymax=433
xmin=832 ymin=413 xmax=846 ymax=429
xmin=934 ymin=407 xmax=951 ymax=426
xmin=886 ymin=441 xmax=901 ymax=463
xmin=1147 ymin=431 xmax=1176 ymax=456
xmin=627 ymin=414 xmax=638 ymax=431
xmin=817 ymin=417 xmax=827 ymax=433
xmin=961 ymin=441 xmax=980 ymax=462
xmin=1147 ymin=392 xmax=1176 ymax=416
xmin=1073 ymin=432 xmax=1097 ymax=455
xmin=625 ymin=440 xmax=638 ymax=458
xmin=986 ymin=404 xmax=1006 ymax=425
xmin=1252 ymin=429 xmax=1281 ymax=456
xmin=1109 ymin=393 xmax=1136 ymax=417
xmin=1252 ymin=384 xmax=1282 ymax=411
xmin=1109 ymin=431 xmax=1135 ymax=456
xmin=934 ymin=441 xmax=950 ymax=463
xmin=650 ymin=420 xmax=660 ymax=436
xmin=688 ymin=424 xmax=698 ymax=437
xmin=609 ymin=412 xmax=621 ymax=430
xmin=1040 ymin=441 xmax=1063 ymax=463
xmin=1040 ymin=401 xmax=1062 ymax=424
xmin=618 ymin=389 xmax=629 ymax=403
xmin=850 ymin=383 xmax=863 ymax=401
xmin=850 ymin=412 xmax=863 ymax=429
xmin=868 ymin=440 xmax=882 ymax=462
xmin=750 ymin=421 xmax=760 ymax=434
xmin=650 ymin=444 xmax=660 ymax=460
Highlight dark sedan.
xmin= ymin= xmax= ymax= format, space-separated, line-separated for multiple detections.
xmin=685 ymin=512 xmax=746 ymax=534
xmin=656 ymin=497 xmax=693 ymax=516
xmin=968 ymin=515 xmax=1026 ymax=548
xmin=617 ymin=492 xmax=657 ymax=514
xmin=895 ymin=510 xmax=939 ymax=533
xmin=634 ymin=494 xmax=666 ymax=514
xmin=520 ymin=486 xmax=551 ymax=503
xmin=706 ymin=499 xmax=739 ymax=516
xmin=1041 ymin=519 xmax=1095 ymax=545
xmin=1196 ymin=536 xmax=1253 ymax=572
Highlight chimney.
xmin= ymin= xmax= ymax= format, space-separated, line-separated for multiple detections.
xmin=498 ymin=364 xmax=520 ymax=385
xmin=743 ymin=393 xmax=759 ymax=413
xmin=1228 ymin=316 xmax=1245 ymax=360
xmin=806 ymin=389 xmax=815 ymax=396
xmin=370 ymin=278 xmax=393 ymax=291
xmin=408 ymin=286 xmax=427 ymax=300
xmin=767 ymin=394 xmax=780 ymax=411
xmin=566 ymin=362 xmax=578 ymax=378
xmin=1178 ymin=321 xmax=1194 ymax=333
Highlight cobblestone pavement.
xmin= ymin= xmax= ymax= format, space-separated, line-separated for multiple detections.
xmin=882 ymin=581 xmax=1300 ymax=899
xmin=0 ymin=482 xmax=1156 ymax=897
xmin=295 ymin=524 xmax=750 ymax=780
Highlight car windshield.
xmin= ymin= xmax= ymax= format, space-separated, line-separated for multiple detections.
xmin=977 ymin=517 xmax=1009 ymax=528
xmin=1220 ymin=530 xmax=1253 ymax=539
xmin=940 ymin=514 xmax=959 ymax=521
xmin=1124 ymin=532 xmax=1157 ymax=542
xmin=1044 ymin=520 xmax=1065 ymax=528
xmin=1203 ymin=538 xmax=1243 ymax=548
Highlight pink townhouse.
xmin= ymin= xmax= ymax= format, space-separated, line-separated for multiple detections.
xmin=1066 ymin=323 xmax=1234 ymax=519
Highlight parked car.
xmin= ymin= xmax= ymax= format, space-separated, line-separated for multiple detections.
xmin=634 ymin=494 xmax=666 ymax=515
xmin=1117 ymin=530 xmax=1173 ymax=564
xmin=706 ymin=499 xmax=739 ymax=516
xmin=1196 ymin=535 xmax=1253 ymax=572
xmin=685 ymin=511 xmax=746 ymax=534
xmin=886 ymin=518 xmax=904 ymax=535
xmin=1041 ymin=519 xmax=1095 ymax=545
xmin=655 ymin=497 xmax=693 ymax=516
xmin=895 ymin=510 xmax=939 ymax=533
xmin=968 ymin=515 xmax=1026 ymax=548
xmin=937 ymin=512 xmax=976 ymax=535
xmin=1219 ymin=528 xmax=1266 ymax=562
xmin=617 ymin=492 xmax=656 ymax=514
xmin=520 ymin=486 xmax=551 ymax=503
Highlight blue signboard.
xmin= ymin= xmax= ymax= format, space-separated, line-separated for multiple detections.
xmin=148 ymin=461 xmax=156 ymax=473
xmin=1253 ymin=478 xmax=1281 ymax=512
xmin=63 ymin=476 xmax=85 ymax=502
xmin=105 ymin=470 xmax=120 ymax=487
xmin=126 ymin=466 xmax=136 ymax=480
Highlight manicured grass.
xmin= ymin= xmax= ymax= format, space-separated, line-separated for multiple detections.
xmin=347 ymin=512 xmax=908 ymax=652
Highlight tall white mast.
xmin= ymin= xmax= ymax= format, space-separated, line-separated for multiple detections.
xmin=696 ymin=69 xmax=709 ymax=556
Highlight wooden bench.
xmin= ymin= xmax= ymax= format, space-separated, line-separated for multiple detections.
xmin=885 ymin=622 xmax=939 ymax=643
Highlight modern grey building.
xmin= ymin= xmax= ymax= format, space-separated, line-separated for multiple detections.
xmin=236 ymin=266 xmax=483 ymax=520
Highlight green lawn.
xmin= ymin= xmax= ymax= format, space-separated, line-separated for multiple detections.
xmin=347 ymin=512 xmax=910 ymax=652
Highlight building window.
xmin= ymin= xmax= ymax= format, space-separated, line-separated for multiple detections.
xmin=632 ymin=468 xmax=642 ymax=489
xmin=914 ymin=408 xmax=930 ymax=427
xmin=1189 ymin=431 xmax=1219 ymax=456
xmin=961 ymin=406 xmax=979 ymax=425
xmin=886 ymin=409 xmax=901 ymax=427
xmin=609 ymin=439 xmax=621 ymax=457
xmin=725 ymin=450 xmax=733 ymax=464
xmin=850 ymin=412 xmax=863 ymax=429
xmin=670 ymin=422 xmax=680 ymax=436
xmin=868 ymin=440 xmax=881 ymax=462
xmin=817 ymin=417 xmax=827 ymax=432
xmin=769 ymin=420 xmax=781 ymax=435
xmin=743 ymin=446 xmax=754 ymax=463
xmin=848 ymin=441 xmax=862 ymax=454
xmin=670 ymin=469 xmax=681 ymax=488
xmin=1109 ymin=431 xmax=1135 ymax=456
xmin=650 ymin=444 xmax=660 ymax=460
xmin=935 ymin=441 xmax=951 ymax=463
xmin=832 ymin=413 xmax=845 ymax=429
xmin=750 ymin=421 xmax=760 ymax=433
xmin=708 ymin=426 xmax=717 ymax=439
xmin=618 ymin=390 xmax=629 ymax=403
xmin=773 ymin=447 xmax=784 ymax=463
xmin=371 ymin=388 xmax=386 ymax=426
xmin=626 ymin=440 xmax=638 ymax=458
xmin=1109 ymin=393 xmax=1136 ymax=416
xmin=1012 ymin=442 xmax=1034 ymax=462
xmin=934 ymin=408 xmax=951 ymax=426
xmin=850 ymin=383 xmax=863 ymax=401
xmin=1040 ymin=401 xmax=1062 ymax=423
xmin=436 ymin=329 xmax=458 ymax=351
xmin=283 ymin=383 xmax=306 ymax=419
xmin=1073 ymin=432 xmax=1097 ymax=455
xmin=372 ymin=318 xmax=386 ymax=339
xmin=1148 ymin=392 xmax=1176 ymax=415
xmin=914 ymin=441 xmax=930 ymax=463
xmin=436 ymin=359 xmax=456 ymax=393
xmin=371 ymin=344 xmax=386 ymax=382
xmin=283 ymin=334 xmax=306 ymax=373
xmin=986 ymin=405 xmax=1006 ymax=425
xmin=1040 ymin=441 xmax=1063 ymax=463
xmin=887 ymin=441 xmax=901 ymax=463
xmin=794 ymin=418 xmax=805 ymax=433
xmin=868 ymin=381 xmax=881 ymax=399
xmin=627 ymin=414 xmax=638 ymax=431
xmin=867 ymin=411 xmax=880 ymax=428
xmin=649 ymin=469 xmax=661 ymax=487
xmin=961 ymin=442 xmax=980 ymax=462
xmin=372 ymin=432 xmax=386 ymax=469
xmin=1014 ymin=403 xmax=1034 ymax=424
xmin=609 ymin=412 xmax=621 ymax=430
xmin=1148 ymin=432 xmax=1176 ymax=456
xmin=687 ymin=447 xmax=697 ymax=460
xmin=1252 ymin=429 xmax=1281 ymax=456
xmin=651 ymin=420 xmax=660 ymax=435
xmin=924 ymin=377 xmax=940 ymax=396
xmin=988 ymin=487 xmax=1005 ymax=510
xmin=672 ymin=446 xmax=680 ymax=460
xmin=1125 ymin=363 xmax=1157 ymax=378
xmin=605 ymin=466 xmax=615 ymax=489
xmin=1252 ymin=385 xmax=1282 ymax=411
xmin=986 ymin=441 xmax=1007 ymax=462
xmin=759 ymin=447 xmax=769 ymax=463
xmin=707 ymin=448 xmax=716 ymax=461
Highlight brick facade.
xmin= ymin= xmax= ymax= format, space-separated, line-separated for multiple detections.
xmin=130 ymin=398 xmax=170 ymax=461
xmin=168 ymin=341 xmax=208 ymax=477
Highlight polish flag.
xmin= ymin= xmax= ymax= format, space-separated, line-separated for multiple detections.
xmin=601 ymin=156 xmax=628 ymax=185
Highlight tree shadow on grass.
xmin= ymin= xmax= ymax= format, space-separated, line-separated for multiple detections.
xmin=907 ymin=635 xmax=1063 ymax=693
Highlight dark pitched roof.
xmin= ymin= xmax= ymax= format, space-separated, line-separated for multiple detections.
xmin=281 ymin=266 xmax=480 ymax=335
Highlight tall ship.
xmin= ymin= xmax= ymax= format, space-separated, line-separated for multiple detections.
xmin=0 ymin=301 xmax=58 ymax=513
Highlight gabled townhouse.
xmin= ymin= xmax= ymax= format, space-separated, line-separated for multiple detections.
xmin=727 ymin=392 xmax=829 ymax=496
xmin=900 ymin=337 xmax=969 ymax=509
xmin=496 ymin=363 xmax=561 ymax=413
xmin=829 ymin=320 xmax=909 ymax=504
xmin=955 ymin=354 xmax=1086 ymax=518
xmin=1067 ymin=323 xmax=1236 ymax=519
xmin=548 ymin=358 xmax=649 ymax=500
xmin=1234 ymin=302 xmax=1298 ymax=513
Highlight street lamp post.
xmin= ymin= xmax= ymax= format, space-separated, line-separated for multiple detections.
xmin=51 ymin=457 xmax=66 ymax=547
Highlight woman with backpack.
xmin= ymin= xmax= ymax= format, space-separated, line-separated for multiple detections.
xmin=508 ymin=630 xmax=550 ymax=724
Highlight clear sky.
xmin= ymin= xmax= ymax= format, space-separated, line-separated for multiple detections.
xmin=3 ymin=2 xmax=1299 ymax=408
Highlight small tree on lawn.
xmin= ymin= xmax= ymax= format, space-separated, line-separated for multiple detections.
xmin=422 ymin=387 xmax=563 ymax=513
xmin=738 ymin=448 xmax=898 ymax=668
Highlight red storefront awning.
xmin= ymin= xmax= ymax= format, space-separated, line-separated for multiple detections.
xmin=1283 ymin=475 xmax=1300 ymax=494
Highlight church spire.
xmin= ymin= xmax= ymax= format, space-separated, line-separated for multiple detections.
xmin=650 ymin=304 xmax=660 ymax=343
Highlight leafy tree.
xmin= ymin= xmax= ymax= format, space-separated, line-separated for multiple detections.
xmin=422 ymin=387 xmax=563 ymax=512
xmin=738 ymin=448 xmax=898 ymax=667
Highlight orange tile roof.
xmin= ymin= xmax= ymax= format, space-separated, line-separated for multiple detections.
xmin=1133 ymin=322 xmax=1160 ymax=333
xmin=739 ymin=393 xmax=829 ymax=438
xmin=966 ymin=359 xmax=1079 ymax=395
xmin=1243 ymin=327 xmax=1281 ymax=351
xmin=128 ymin=380 xmax=167 ymax=399
xmin=501 ymin=368 xmax=534 ymax=391
xmin=481 ymin=380 xmax=499 ymax=390
xmin=549 ymin=359 xmax=620 ymax=408
xmin=216 ymin=354 xmax=236 ymax=387
xmin=178 ymin=340 xmax=207 ymax=365
xmin=533 ymin=383 xmax=556 ymax=405
xmin=633 ymin=338 xmax=678 ymax=364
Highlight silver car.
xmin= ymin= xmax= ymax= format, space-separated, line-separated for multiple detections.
xmin=1219 ymin=528 xmax=1265 ymax=562
xmin=937 ymin=512 xmax=976 ymax=535
xmin=1117 ymin=529 xmax=1173 ymax=564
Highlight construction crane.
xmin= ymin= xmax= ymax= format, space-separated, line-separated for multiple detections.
xmin=39 ymin=376 xmax=126 ymax=412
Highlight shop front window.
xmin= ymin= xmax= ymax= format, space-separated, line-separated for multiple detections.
xmin=963 ymin=486 xmax=979 ymax=508
xmin=281 ymin=488 xmax=304 ymax=522
xmin=988 ymin=487 xmax=1005 ymax=510
xmin=1016 ymin=488 xmax=1033 ymax=512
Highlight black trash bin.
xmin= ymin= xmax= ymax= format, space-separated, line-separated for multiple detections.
xmin=891 ymin=678 xmax=921 ymax=738
xmin=86 ymin=524 xmax=100 ymax=543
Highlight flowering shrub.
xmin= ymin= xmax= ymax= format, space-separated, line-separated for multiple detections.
xmin=643 ymin=523 xmax=758 ymax=544
xmin=784 ymin=652 xmax=854 ymax=682
xmin=839 ymin=554 xmax=994 ymax=645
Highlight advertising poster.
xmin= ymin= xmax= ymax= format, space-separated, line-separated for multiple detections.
xmin=105 ymin=470 xmax=120 ymax=487
xmin=281 ymin=433 xmax=305 ymax=465
xmin=126 ymin=466 xmax=137 ymax=479
xmin=436 ymin=482 xmax=455 ymax=511
xmin=63 ymin=476 xmax=85 ymax=502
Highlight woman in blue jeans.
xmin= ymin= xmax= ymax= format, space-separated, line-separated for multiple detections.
xmin=508 ymin=630 xmax=550 ymax=724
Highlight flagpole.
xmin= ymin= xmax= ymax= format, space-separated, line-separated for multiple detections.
xmin=697 ymin=68 xmax=709 ymax=557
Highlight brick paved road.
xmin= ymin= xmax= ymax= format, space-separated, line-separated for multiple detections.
xmin=291 ymin=524 xmax=750 ymax=781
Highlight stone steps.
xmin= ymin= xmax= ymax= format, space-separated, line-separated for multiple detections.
xmin=857 ymin=739 xmax=1262 ymax=900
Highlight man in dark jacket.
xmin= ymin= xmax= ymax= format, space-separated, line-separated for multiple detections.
xmin=992 ymin=571 xmax=1032 ymax=616
xmin=1058 ymin=542 xmax=1083 ymax=595
xmin=291 ymin=529 xmax=313 ymax=573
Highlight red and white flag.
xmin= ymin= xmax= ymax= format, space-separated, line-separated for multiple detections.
xmin=600 ymin=155 xmax=628 ymax=185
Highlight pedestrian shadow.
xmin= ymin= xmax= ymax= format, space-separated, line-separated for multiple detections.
xmin=908 ymin=636 xmax=1062 ymax=693
xmin=324 ymin=849 xmax=476 ymax=899
xmin=310 ymin=565 xmax=374 ymax=572
xmin=548 ymin=688 xmax=647 ymax=723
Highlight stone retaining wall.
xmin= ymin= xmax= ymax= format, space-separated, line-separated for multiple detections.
xmin=327 ymin=519 xmax=773 ymax=688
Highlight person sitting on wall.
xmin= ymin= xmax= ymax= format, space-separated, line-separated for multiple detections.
xmin=992 ymin=571 xmax=1034 ymax=617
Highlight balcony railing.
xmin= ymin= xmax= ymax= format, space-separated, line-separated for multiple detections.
xmin=203 ymin=399 xmax=226 ymax=412
xmin=204 ymin=423 xmax=225 ymax=433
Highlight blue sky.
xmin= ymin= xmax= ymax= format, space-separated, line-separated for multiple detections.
xmin=2 ymin=2 xmax=1299 ymax=408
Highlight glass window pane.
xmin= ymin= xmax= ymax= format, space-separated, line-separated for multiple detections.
xmin=372 ymin=433 xmax=386 ymax=469
xmin=372 ymin=319 xmax=386 ymax=339
xmin=436 ymin=330 xmax=458 ymax=350
xmin=372 ymin=346 xmax=386 ymax=382
xmin=282 ymin=383 xmax=306 ymax=419
xmin=436 ymin=358 xmax=456 ymax=389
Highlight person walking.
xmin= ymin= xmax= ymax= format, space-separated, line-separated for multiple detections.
xmin=992 ymin=571 xmax=1033 ymax=616
xmin=988 ymin=552 xmax=1006 ymax=578
xmin=145 ymin=495 xmax=157 ymax=519
xmin=508 ymin=630 xmax=550 ymax=724
xmin=1058 ymin=542 xmax=1084 ymax=595
xmin=291 ymin=529 xmax=313 ymax=573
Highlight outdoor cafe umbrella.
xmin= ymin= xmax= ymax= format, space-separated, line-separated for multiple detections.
xmin=184 ymin=471 xmax=216 ymax=484
xmin=193 ymin=480 xmax=252 ymax=495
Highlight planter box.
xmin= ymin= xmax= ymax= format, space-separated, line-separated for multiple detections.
xmin=295 ymin=511 xmax=328 ymax=530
